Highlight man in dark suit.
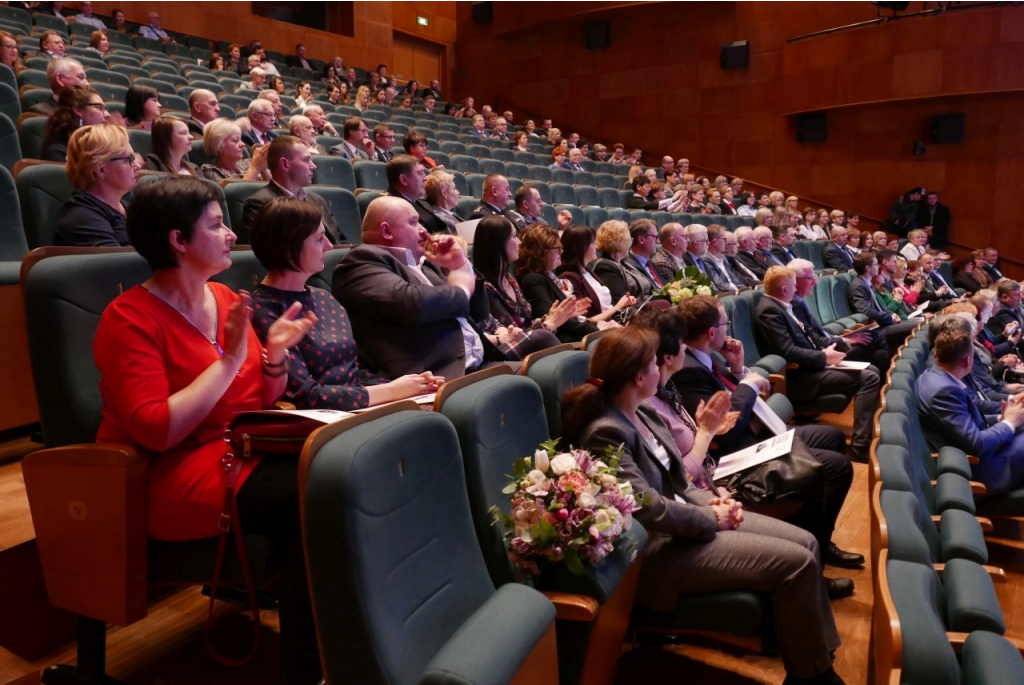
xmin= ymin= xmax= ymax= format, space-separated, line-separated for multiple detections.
xmin=332 ymin=196 xmax=504 ymax=379
xmin=771 ymin=225 xmax=798 ymax=264
xmin=848 ymin=252 xmax=918 ymax=350
xmin=989 ymin=280 xmax=1024 ymax=354
xmin=627 ymin=176 xmax=660 ymax=210
xmin=422 ymin=79 xmax=443 ymax=100
xmin=753 ymin=226 xmax=785 ymax=271
xmin=469 ymin=175 xmax=528 ymax=232
xmin=185 ymin=89 xmax=221 ymax=137
xmin=704 ymin=225 xmax=742 ymax=293
xmin=36 ymin=30 xmax=65 ymax=60
xmin=790 ymin=259 xmax=891 ymax=374
xmin=671 ymin=295 xmax=862 ymax=577
xmin=753 ymin=266 xmax=881 ymax=463
xmin=370 ymin=123 xmax=396 ymax=163
xmin=286 ymin=43 xmax=313 ymax=71
xmin=732 ymin=227 xmax=768 ymax=280
xmin=917 ymin=323 xmax=1024 ymax=497
xmin=682 ymin=224 xmax=714 ymax=279
xmin=916 ymin=191 xmax=951 ymax=251
xmin=723 ymin=231 xmax=761 ymax=286
xmin=649 ymin=223 xmax=688 ymax=284
xmin=622 ymin=219 xmax=664 ymax=295
xmin=28 ymin=57 xmax=88 ymax=116
xmin=329 ymin=117 xmax=372 ymax=160
xmin=513 ymin=184 xmax=544 ymax=227
xmin=983 ymin=248 xmax=1005 ymax=281
xmin=382 ymin=154 xmax=447 ymax=235
xmin=918 ymin=253 xmax=959 ymax=306
xmin=822 ymin=226 xmax=855 ymax=271
xmin=240 ymin=136 xmax=341 ymax=244
xmin=241 ymin=99 xmax=281 ymax=147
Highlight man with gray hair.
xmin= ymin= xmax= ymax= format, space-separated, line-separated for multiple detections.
xmin=242 ymin=65 xmax=266 ymax=90
xmin=753 ymin=225 xmax=785 ymax=270
xmin=186 ymin=88 xmax=221 ymax=136
xmin=724 ymin=230 xmax=761 ymax=287
xmin=257 ymin=90 xmax=284 ymax=127
xmin=242 ymin=98 xmax=280 ymax=147
xmin=733 ymin=226 xmax=768 ymax=280
xmin=703 ymin=225 xmax=741 ymax=293
xmin=28 ymin=57 xmax=87 ymax=115
xmin=683 ymin=224 xmax=713 ymax=278
xmin=650 ymin=223 xmax=688 ymax=284
xmin=303 ymin=104 xmax=338 ymax=136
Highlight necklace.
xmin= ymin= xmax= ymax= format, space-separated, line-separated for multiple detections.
xmin=144 ymin=285 xmax=224 ymax=356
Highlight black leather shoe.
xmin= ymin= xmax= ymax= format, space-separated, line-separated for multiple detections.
xmin=826 ymin=577 xmax=854 ymax=600
xmin=823 ymin=542 xmax=865 ymax=569
xmin=848 ymin=444 xmax=870 ymax=463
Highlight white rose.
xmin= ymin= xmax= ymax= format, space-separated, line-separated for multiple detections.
xmin=600 ymin=474 xmax=618 ymax=491
xmin=534 ymin=449 xmax=550 ymax=473
xmin=576 ymin=492 xmax=597 ymax=509
xmin=696 ymin=285 xmax=712 ymax=296
xmin=679 ymin=287 xmax=694 ymax=299
xmin=550 ymin=453 xmax=577 ymax=476
xmin=524 ymin=470 xmax=550 ymax=495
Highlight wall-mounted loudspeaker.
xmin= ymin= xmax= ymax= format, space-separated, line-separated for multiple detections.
xmin=720 ymin=41 xmax=749 ymax=69
xmin=930 ymin=113 xmax=964 ymax=144
xmin=585 ymin=21 xmax=610 ymax=50
xmin=471 ymin=2 xmax=493 ymax=25
xmin=796 ymin=113 xmax=828 ymax=143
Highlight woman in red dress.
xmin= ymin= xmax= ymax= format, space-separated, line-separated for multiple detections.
xmin=93 ymin=176 xmax=320 ymax=684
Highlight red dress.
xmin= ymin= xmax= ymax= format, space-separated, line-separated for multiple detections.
xmin=94 ymin=283 xmax=263 ymax=541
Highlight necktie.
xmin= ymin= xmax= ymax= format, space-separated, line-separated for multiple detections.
xmin=713 ymin=365 xmax=737 ymax=391
xmin=693 ymin=256 xmax=706 ymax=274
xmin=647 ymin=262 xmax=663 ymax=287
xmin=842 ymin=246 xmax=854 ymax=266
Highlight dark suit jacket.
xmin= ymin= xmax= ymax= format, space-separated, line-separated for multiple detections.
xmin=622 ymin=253 xmax=661 ymax=293
xmin=982 ymin=263 xmax=1004 ymax=281
xmin=285 ymin=55 xmax=313 ymax=70
xmin=591 ymin=255 xmax=646 ymax=304
xmin=848 ymin=276 xmax=896 ymax=326
xmin=753 ymin=296 xmax=830 ymax=394
xmin=770 ymin=244 xmax=797 ymax=265
xmin=989 ymin=306 xmax=1024 ymax=343
xmin=726 ymin=255 xmax=761 ymax=286
xmin=627 ymin=195 xmax=659 ymax=210
xmin=669 ymin=350 xmax=761 ymax=454
xmin=953 ymin=271 xmax=985 ymax=294
xmin=519 ymin=271 xmax=597 ymax=343
xmin=650 ymin=248 xmax=684 ymax=285
xmin=332 ymin=245 xmax=489 ymax=380
xmin=823 ymin=242 xmax=854 ymax=271
xmin=734 ymin=250 xmax=767 ymax=279
xmin=186 ymin=117 xmax=209 ymax=136
xmin=468 ymin=201 xmax=528 ymax=233
xmin=916 ymin=202 xmax=951 ymax=250
xmin=384 ymin=186 xmax=447 ymax=235
xmin=241 ymin=129 xmax=280 ymax=147
xmin=241 ymin=182 xmax=341 ymax=245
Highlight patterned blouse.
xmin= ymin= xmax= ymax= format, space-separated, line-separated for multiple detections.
xmin=251 ymin=284 xmax=385 ymax=410
xmin=482 ymin=273 xmax=535 ymax=328
xmin=200 ymin=158 xmax=253 ymax=182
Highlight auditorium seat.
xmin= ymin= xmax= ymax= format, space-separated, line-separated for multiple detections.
xmin=504 ymin=161 xmax=529 ymax=180
xmin=530 ymin=180 xmax=550 ymax=204
xmin=466 ymin=173 xmax=486 ymax=199
xmin=0 ymin=165 xmax=27 ymax=271
xmin=597 ymin=187 xmax=620 ymax=209
xmin=513 ymin=151 xmax=535 ymax=166
xmin=220 ymin=180 xmax=264 ymax=241
xmin=355 ymin=189 xmax=383 ymax=218
xmin=478 ymin=158 xmax=505 ymax=176
xmin=300 ymin=406 xmax=558 ymax=685
xmin=490 ymin=148 xmax=514 ymax=162
xmin=616 ymin=189 xmax=633 ymax=209
xmin=593 ymin=172 xmax=615 ymax=189
xmin=127 ymin=129 xmax=152 ymax=158
xmin=14 ymin=161 xmax=72 ymax=248
xmin=0 ymin=112 xmax=20 ymax=174
xmin=16 ymin=68 xmax=47 ymax=90
xmin=311 ymin=155 xmax=356 ymax=192
xmin=572 ymin=171 xmax=595 ymax=186
xmin=308 ymin=186 xmax=361 ymax=245
xmin=528 ymin=166 xmax=552 ymax=183
xmin=352 ymin=160 xmax=388 ymax=190
xmin=559 ymin=205 xmax=585 ymax=227
xmin=549 ymin=182 xmax=575 ymax=205
xmin=111 ymin=63 xmax=149 ymax=81
xmin=582 ymin=206 xmax=607 ymax=230
xmin=450 ymin=154 xmax=479 ymax=174
xmin=550 ymin=168 xmax=573 ymax=184
xmin=573 ymin=185 xmax=599 ymax=207
xmin=606 ymin=207 xmax=630 ymax=223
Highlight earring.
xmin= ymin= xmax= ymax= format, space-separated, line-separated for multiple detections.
xmin=78 ymin=117 xmax=83 ymax=127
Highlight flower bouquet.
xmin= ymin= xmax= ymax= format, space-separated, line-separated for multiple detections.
xmin=655 ymin=265 xmax=714 ymax=305
xmin=490 ymin=440 xmax=647 ymax=576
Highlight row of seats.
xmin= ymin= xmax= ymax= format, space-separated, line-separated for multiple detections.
xmin=870 ymin=329 xmax=1024 ymax=684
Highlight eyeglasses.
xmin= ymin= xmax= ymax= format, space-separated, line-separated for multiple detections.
xmin=713 ymin=321 xmax=732 ymax=333
xmin=84 ymin=102 xmax=106 ymax=111
xmin=107 ymin=155 xmax=135 ymax=165
xmin=643 ymin=233 xmax=659 ymax=240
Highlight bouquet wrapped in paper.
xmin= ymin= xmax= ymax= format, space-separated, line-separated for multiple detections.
xmin=491 ymin=440 xmax=646 ymax=576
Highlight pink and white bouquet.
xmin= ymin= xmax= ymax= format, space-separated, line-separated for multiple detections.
xmin=491 ymin=440 xmax=647 ymax=576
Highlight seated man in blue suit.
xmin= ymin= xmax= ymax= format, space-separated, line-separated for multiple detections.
xmin=848 ymin=252 xmax=918 ymax=350
xmin=918 ymin=319 xmax=1024 ymax=497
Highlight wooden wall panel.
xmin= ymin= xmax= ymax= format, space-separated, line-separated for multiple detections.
xmin=453 ymin=1 xmax=1024 ymax=277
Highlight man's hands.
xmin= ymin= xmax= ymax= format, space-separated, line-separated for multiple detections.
xmin=824 ymin=343 xmax=846 ymax=366
xmin=721 ymin=337 xmax=745 ymax=373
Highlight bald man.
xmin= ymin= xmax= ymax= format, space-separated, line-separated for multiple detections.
xmin=186 ymin=88 xmax=221 ymax=136
xmin=332 ymin=197 xmax=512 ymax=379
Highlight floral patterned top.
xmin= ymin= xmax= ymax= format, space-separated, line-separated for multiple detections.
xmin=482 ymin=273 xmax=535 ymax=328
xmin=251 ymin=284 xmax=385 ymax=410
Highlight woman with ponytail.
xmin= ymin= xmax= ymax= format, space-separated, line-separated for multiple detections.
xmin=561 ymin=327 xmax=845 ymax=685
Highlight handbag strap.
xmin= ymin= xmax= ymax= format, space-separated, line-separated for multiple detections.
xmin=204 ymin=485 xmax=261 ymax=667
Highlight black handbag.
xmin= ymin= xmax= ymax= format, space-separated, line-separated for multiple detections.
xmin=715 ymin=433 xmax=822 ymax=504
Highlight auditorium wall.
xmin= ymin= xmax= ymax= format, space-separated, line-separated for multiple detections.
xmin=453 ymin=1 xmax=1024 ymax=275
xmin=87 ymin=1 xmax=457 ymax=86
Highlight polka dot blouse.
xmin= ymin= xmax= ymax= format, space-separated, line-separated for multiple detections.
xmin=252 ymin=285 xmax=386 ymax=410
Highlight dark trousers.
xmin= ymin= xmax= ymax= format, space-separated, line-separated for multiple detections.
xmin=845 ymin=334 xmax=892 ymax=376
xmin=236 ymin=455 xmax=321 ymax=685
xmin=789 ymin=425 xmax=852 ymax=549
xmin=789 ymin=365 xmax=881 ymax=448
xmin=879 ymin=321 xmax=918 ymax=351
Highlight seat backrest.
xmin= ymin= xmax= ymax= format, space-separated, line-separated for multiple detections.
xmin=879 ymin=488 xmax=942 ymax=567
xmin=304 ymin=246 xmax=350 ymax=291
xmin=574 ymin=185 xmax=598 ymax=207
xmin=220 ymin=181 xmax=264 ymax=239
xmin=721 ymin=295 xmax=760 ymax=367
xmin=606 ymin=207 xmax=630 ymax=223
xmin=437 ymin=374 xmax=549 ymax=587
xmin=127 ymin=128 xmax=152 ymax=157
xmin=560 ymin=205 xmax=585 ymax=227
xmin=884 ymin=388 xmax=937 ymax=480
xmin=25 ymin=252 xmax=153 ymax=446
xmin=311 ymin=155 xmax=356 ymax=192
xmin=878 ymin=414 xmax=938 ymax=514
xmin=582 ymin=206 xmax=608 ymax=230
xmin=352 ymin=160 xmax=388 ymax=190
xmin=302 ymin=410 xmax=497 ymax=685
xmin=524 ymin=349 xmax=590 ymax=439
xmin=804 ymin=240 xmax=826 ymax=270
xmin=0 ymin=164 xmax=27 ymax=261
xmin=308 ymin=186 xmax=361 ymax=245
xmin=528 ymin=165 xmax=552 ymax=183
xmin=466 ymin=143 xmax=490 ymax=158
xmin=830 ymin=276 xmax=854 ymax=319
xmin=814 ymin=275 xmax=838 ymax=323
xmin=0 ymin=81 xmax=19 ymax=127
xmin=597 ymin=187 xmax=619 ymax=208
xmin=0 ymin=111 xmax=20 ymax=175
xmin=549 ymin=182 xmax=575 ymax=205
xmin=15 ymin=162 xmax=73 ymax=248
xmin=504 ymin=161 xmax=529 ymax=180
xmin=478 ymin=158 xmax=505 ymax=176
xmin=450 ymin=154 xmax=479 ymax=174
xmin=355 ymin=189 xmax=382 ymax=218
xmin=551 ymin=167 xmax=573 ymax=184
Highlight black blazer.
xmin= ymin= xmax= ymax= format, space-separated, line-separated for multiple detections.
xmin=519 ymin=271 xmax=598 ymax=343
xmin=752 ymin=296 xmax=830 ymax=394
xmin=770 ymin=244 xmax=797 ymax=264
xmin=669 ymin=350 xmax=761 ymax=455
xmin=385 ymin=186 xmax=448 ymax=235
xmin=916 ymin=203 xmax=951 ymax=249
xmin=734 ymin=250 xmax=767 ymax=280
xmin=848 ymin=276 xmax=896 ymax=326
xmin=332 ymin=245 xmax=494 ymax=380
xmin=627 ymin=195 xmax=659 ymax=210
xmin=241 ymin=182 xmax=341 ymax=245
xmin=823 ymin=242 xmax=854 ymax=271
xmin=241 ymin=129 xmax=281 ymax=147
xmin=468 ymin=201 xmax=528 ymax=233
xmin=726 ymin=255 xmax=761 ymax=287
xmin=592 ymin=254 xmax=646 ymax=303
xmin=622 ymin=253 xmax=660 ymax=292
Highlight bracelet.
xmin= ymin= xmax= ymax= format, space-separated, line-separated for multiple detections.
xmin=262 ymin=349 xmax=290 ymax=377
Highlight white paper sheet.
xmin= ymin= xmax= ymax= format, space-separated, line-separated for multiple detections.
xmin=714 ymin=430 xmax=796 ymax=479
xmin=752 ymin=397 xmax=789 ymax=436
xmin=350 ymin=393 xmax=436 ymax=413
xmin=828 ymin=360 xmax=871 ymax=370
xmin=455 ymin=219 xmax=481 ymax=244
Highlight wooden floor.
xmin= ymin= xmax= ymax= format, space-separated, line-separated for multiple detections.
xmin=2 ymin=405 xmax=1020 ymax=685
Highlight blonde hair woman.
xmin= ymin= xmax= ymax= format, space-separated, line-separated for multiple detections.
xmin=592 ymin=220 xmax=646 ymax=303
xmin=754 ymin=207 xmax=774 ymax=228
xmin=353 ymin=85 xmax=370 ymax=112
xmin=55 ymin=124 xmax=141 ymax=246
xmin=200 ymin=118 xmax=269 ymax=182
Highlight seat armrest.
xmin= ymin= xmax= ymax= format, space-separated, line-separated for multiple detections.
xmin=421 ymin=583 xmax=556 ymax=685
xmin=542 ymin=592 xmax=599 ymax=621
xmin=22 ymin=443 xmax=150 ymax=626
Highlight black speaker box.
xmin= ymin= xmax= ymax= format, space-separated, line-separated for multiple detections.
xmin=471 ymin=2 xmax=493 ymax=25
xmin=796 ymin=113 xmax=828 ymax=143
xmin=585 ymin=21 xmax=610 ymax=50
xmin=720 ymin=40 xmax=749 ymax=69
xmin=930 ymin=113 xmax=965 ymax=144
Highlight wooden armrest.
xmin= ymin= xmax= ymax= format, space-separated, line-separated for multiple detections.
xmin=767 ymin=373 xmax=786 ymax=396
xmin=932 ymin=451 xmax=979 ymax=465
xmin=542 ymin=591 xmax=599 ymax=622
xmin=930 ymin=479 xmax=987 ymax=494
xmin=948 ymin=633 xmax=1024 ymax=656
xmin=933 ymin=563 xmax=1007 ymax=583
xmin=931 ymin=515 xmax=941 ymax=526
xmin=785 ymin=363 xmax=799 ymax=370
xmin=976 ymin=517 xmax=993 ymax=532
xmin=274 ymin=401 xmax=296 ymax=410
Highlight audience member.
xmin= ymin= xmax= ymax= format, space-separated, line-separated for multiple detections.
xmin=55 ymin=124 xmax=140 ymax=247
xmin=287 ymin=43 xmax=313 ymax=71
xmin=41 ymin=85 xmax=109 ymax=162
xmin=423 ymin=79 xmax=442 ymax=99
xmin=730 ymin=227 xmax=767 ymax=280
xmin=94 ymin=177 xmax=320 ymax=685
xmin=848 ymin=252 xmax=918 ymax=349
xmin=516 ymin=225 xmax=600 ymax=344
xmin=702 ymin=225 xmax=742 ymax=293
xmin=899 ymin=229 xmax=928 ymax=262
xmin=918 ymin=253 xmax=958 ymax=305
xmin=627 ymin=176 xmax=660 ymax=210
xmin=224 ymin=44 xmax=242 ymax=71
xmin=771 ymin=224 xmax=798 ymax=264
xmin=87 ymin=30 xmax=109 ymax=56
xmin=109 ymin=8 xmax=131 ymax=34
xmin=549 ymin=147 xmax=568 ymax=170
xmin=242 ymin=65 xmax=266 ymax=90
xmin=124 ymin=84 xmax=161 ymax=130
xmin=266 ymin=75 xmax=285 ymax=96
xmin=208 ymin=53 xmax=225 ymax=71
xmin=28 ymin=57 xmax=87 ymax=116
xmin=989 ymin=281 xmax=1024 ymax=352
xmin=953 ymin=255 xmax=986 ymax=293
xmin=556 ymin=224 xmax=635 ymax=322
xmin=365 ymin=123 xmax=394 ymax=162
xmin=752 ymin=225 xmax=784 ymax=269
xmin=328 ymin=116 xmax=372 ymax=160
xmin=383 ymin=154 xmax=443 ymax=234
xmin=184 ymin=89 xmax=220 ymax=136
xmin=423 ymin=171 xmax=463 ymax=234
xmin=563 ymin=326 xmax=845 ymax=683
xmin=287 ymin=115 xmax=325 ymax=155
xmin=591 ymin=220 xmax=646 ymax=302
xmin=514 ymin=183 xmax=544 ymax=227
xmin=332 ymin=196 xmax=509 ymax=378
xmin=0 ymin=30 xmax=23 ymax=73
xmin=304 ymin=104 xmax=337 ymax=136
xmin=974 ymin=289 xmax=1023 ymax=362
xmin=822 ymin=226 xmax=855 ymax=271
xmin=649 ymin=223 xmax=689 ymax=284
xmin=200 ymin=119 xmax=270 ymax=182
xmin=982 ymin=247 xmax=1004 ymax=281
xmin=469 ymin=174 xmax=527 ymax=231
xmin=888 ymin=187 xmax=924 ymax=236
xmin=240 ymin=98 xmax=279 ymax=146
xmin=721 ymin=231 xmax=759 ymax=286
xmin=142 ymin=115 xmax=200 ymax=176
xmin=73 ymin=1 xmax=106 ymax=29
xmin=621 ymin=219 xmax=666 ymax=294
xmin=917 ymin=320 xmax=1024 ymax=497
xmin=36 ymin=30 xmax=65 ymax=60
xmin=753 ymin=266 xmax=881 ymax=462
xmin=139 ymin=11 xmax=174 ymax=43
xmin=403 ymin=130 xmax=439 ymax=170
xmin=257 ymin=90 xmax=284 ymax=127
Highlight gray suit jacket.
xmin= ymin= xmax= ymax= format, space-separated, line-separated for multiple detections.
xmin=329 ymin=140 xmax=371 ymax=161
xmin=847 ymin=276 xmax=895 ymax=326
xmin=240 ymin=182 xmax=340 ymax=244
